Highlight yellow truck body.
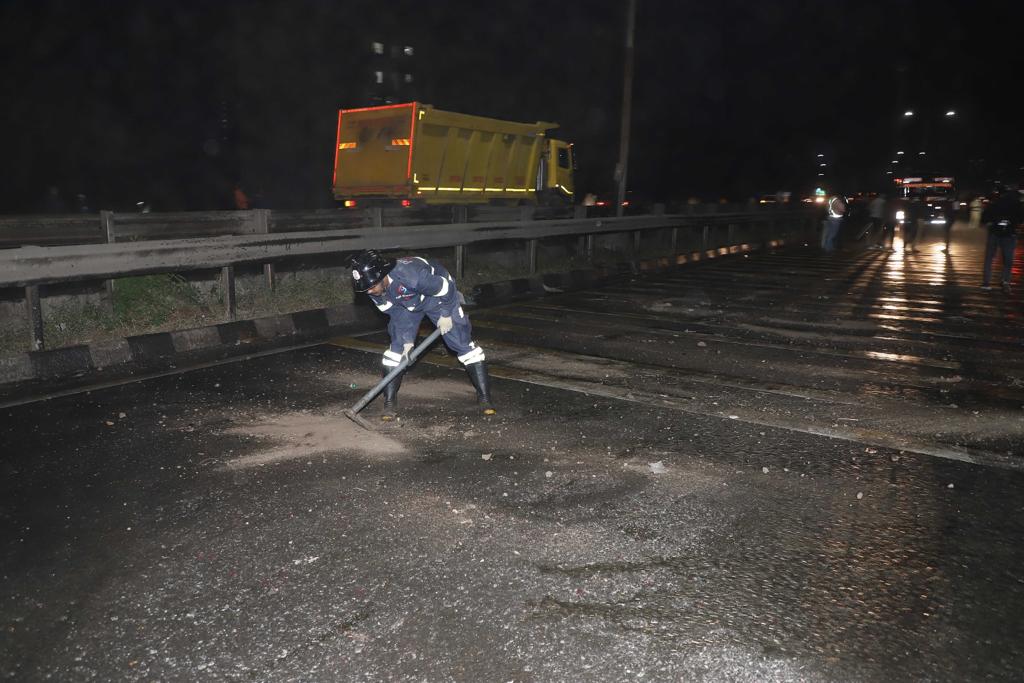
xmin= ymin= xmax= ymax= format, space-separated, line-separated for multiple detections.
xmin=332 ymin=102 xmax=574 ymax=206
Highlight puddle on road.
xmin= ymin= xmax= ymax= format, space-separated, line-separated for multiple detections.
xmin=220 ymin=412 xmax=407 ymax=470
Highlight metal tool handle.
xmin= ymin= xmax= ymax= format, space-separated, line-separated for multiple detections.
xmin=348 ymin=327 xmax=444 ymax=415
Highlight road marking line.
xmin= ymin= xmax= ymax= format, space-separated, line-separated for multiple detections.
xmin=325 ymin=336 xmax=1022 ymax=472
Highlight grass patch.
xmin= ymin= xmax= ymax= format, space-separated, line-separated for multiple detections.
xmin=112 ymin=274 xmax=208 ymax=327
xmin=0 ymin=271 xmax=356 ymax=356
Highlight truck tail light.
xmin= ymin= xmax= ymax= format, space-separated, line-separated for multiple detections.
xmin=344 ymin=200 xmax=357 ymax=208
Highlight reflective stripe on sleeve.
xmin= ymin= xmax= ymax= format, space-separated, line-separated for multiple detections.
xmin=382 ymin=349 xmax=403 ymax=367
xmin=458 ymin=346 xmax=486 ymax=365
xmin=375 ymin=300 xmax=393 ymax=312
xmin=434 ymin=278 xmax=450 ymax=297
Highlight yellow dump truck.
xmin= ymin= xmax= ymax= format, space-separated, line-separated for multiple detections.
xmin=332 ymin=102 xmax=574 ymax=207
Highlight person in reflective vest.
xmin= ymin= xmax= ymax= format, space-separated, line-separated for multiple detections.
xmin=823 ymin=193 xmax=847 ymax=253
xmin=349 ymin=250 xmax=496 ymax=421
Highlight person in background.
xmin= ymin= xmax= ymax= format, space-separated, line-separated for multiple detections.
xmin=980 ymin=184 xmax=1022 ymax=293
xmin=867 ymin=193 xmax=888 ymax=249
xmin=823 ymin=193 xmax=847 ymax=253
xmin=902 ymin=197 xmax=922 ymax=253
xmin=233 ymin=182 xmax=250 ymax=210
xmin=42 ymin=186 xmax=65 ymax=213
xmin=969 ymin=195 xmax=984 ymax=229
xmin=940 ymin=199 xmax=957 ymax=252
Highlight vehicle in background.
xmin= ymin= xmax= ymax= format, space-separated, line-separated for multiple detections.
xmin=758 ymin=191 xmax=792 ymax=206
xmin=332 ymin=102 xmax=574 ymax=208
xmin=894 ymin=175 xmax=955 ymax=226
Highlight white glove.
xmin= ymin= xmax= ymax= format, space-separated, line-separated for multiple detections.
xmin=402 ymin=342 xmax=414 ymax=359
xmin=437 ymin=316 xmax=453 ymax=335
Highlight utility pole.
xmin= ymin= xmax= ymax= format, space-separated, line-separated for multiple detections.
xmin=615 ymin=0 xmax=637 ymax=218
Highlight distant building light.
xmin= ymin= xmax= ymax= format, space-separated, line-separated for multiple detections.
xmin=404 ymin=46 xmax=414 ymax=56
xmin=372 ymin=42 xmax=384 ymax=55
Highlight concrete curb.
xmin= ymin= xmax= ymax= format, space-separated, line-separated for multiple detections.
xmin=0 ymin=304 xmax=383 ymax=401
xmin=0 ymin=240 xmax=790 ymax=398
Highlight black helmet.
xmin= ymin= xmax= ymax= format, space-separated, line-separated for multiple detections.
xmin=348 ymin=250 xmax=395 ymax=291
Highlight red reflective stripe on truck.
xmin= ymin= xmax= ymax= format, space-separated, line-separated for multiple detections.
xmin=341 ymin=102 xmax=417 ymax=114
xmin=407 ymin=103 xmax=417 ymax=180
xmin=332 ymin=110 xmax=343 ymax=186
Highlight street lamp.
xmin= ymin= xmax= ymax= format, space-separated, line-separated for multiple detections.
xmin=897 ymin=150 xmax=905 ymax=155
xmin=945 ymin=110 xmax=956 ymax=117
xmin=904 ymin=110 xmax=914 ymax=117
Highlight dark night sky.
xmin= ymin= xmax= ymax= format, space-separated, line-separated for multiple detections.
xmin=1 ymin=0 xmax=1022 ymax=213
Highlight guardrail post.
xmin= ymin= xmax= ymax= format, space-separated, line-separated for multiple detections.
xmin=222 ymin=266 xmax=236 ymax=320
xmin=572 ymin=206 xmax=588 ymax=260
xmin=455 ymin=245 xmax=465 ymax=279
xmin=25 ymin=285 xmax=44 ymax=351
xmin=101 ymin=210 xmax=116 ymax=302
xmin=256 ymin=209 xmax=275 ymax=290
xmin=453 ymin=207 xmax=467 ymax=278
xmin=521 ymin=206 xmax=538 ymax=274
xmin=702 ymin=224 xmax=710 ymax=252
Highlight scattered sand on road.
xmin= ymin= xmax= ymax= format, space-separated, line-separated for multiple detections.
xmin=220 ymin=412 xmax=407 ymax=470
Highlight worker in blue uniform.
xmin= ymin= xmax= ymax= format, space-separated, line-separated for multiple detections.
xmin=348 ymin=250 xmax=496 ymax=421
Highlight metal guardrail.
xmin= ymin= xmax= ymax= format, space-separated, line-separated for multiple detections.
xmin=0 ymin=202 xmax=771 ymax=248
xmin=0 ymin=208 xmax=816 ymax=351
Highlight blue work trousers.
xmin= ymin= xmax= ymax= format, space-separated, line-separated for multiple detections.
xmin=983 ymin=232 xmax=1017 ymax=286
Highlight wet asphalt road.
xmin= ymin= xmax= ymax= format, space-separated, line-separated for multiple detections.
xmin=3 ymin=226 xmax=1024 ymax=681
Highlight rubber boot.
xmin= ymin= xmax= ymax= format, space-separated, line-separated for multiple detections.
xmin=380 ymin=367 xmax=403 ymax=421
xmin=465 ymin=362 xmax=496 ymax=415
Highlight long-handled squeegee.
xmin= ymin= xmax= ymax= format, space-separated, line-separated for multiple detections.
xmin=343 ymin=327 xmax=443 ymax=431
